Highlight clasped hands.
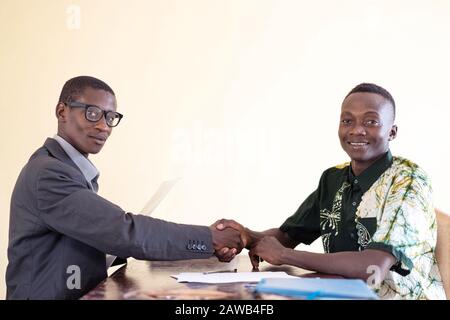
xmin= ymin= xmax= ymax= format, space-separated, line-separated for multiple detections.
xmin=210 ymin=219 xmax=287 ymax=269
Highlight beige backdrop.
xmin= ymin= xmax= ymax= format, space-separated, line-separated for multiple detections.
xmin=1 ymin=0 xmax=450 ymax=299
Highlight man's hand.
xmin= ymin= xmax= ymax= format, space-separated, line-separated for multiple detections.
xmin=209 ymin=224 xmax=244 ymax=262
xmin=249 ymin=236 xmax=288 ymax=268
xmin=212 ymin=218 xmax=265 ymax=263
xmin=212 ymin=219 xmax=252 ymax=248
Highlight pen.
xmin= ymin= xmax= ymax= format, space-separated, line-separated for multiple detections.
xmin=203 ymin=268 xmax=237 ymax=274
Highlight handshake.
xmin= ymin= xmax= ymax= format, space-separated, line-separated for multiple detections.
xmin=209 ymin=219 xmax=286 ymax=269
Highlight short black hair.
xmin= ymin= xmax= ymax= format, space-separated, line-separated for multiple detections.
xmin=344 ymin=83 xmax=395 ymax=119
xmin=58 ymin=76 xmax=115 ymax=103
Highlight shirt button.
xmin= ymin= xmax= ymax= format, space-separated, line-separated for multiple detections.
xmin=352 ymin=202 xmax=357 ymax=206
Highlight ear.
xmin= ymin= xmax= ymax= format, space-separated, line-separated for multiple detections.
xmin=388 ymin=124 xmax=398 ymax=141
xmin=55 ymin=102 xmax=68 ymax=122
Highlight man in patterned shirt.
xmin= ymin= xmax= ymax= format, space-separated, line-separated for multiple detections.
xmin=216 ymin=83 xmax=445 ymax=299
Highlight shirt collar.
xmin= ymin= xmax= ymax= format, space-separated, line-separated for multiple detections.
xmin=53 ymin=134 xmax=99 ymax=190
xmin=347 ymin=150 xmax=393 ymax=193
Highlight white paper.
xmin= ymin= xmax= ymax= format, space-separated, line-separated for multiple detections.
xmin=171 ymin=272 xmax=297 ymax=284
xmin=106 ymin=263 xmax=125 ymax=277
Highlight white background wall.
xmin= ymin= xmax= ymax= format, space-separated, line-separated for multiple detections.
xmin=1 ymin=0 xmax=450 ymax=298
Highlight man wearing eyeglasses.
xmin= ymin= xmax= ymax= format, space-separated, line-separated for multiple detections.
xmin=6 ymin=76 xmax=243 ymax=300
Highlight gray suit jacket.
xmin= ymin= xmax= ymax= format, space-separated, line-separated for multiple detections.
xmin=6 ymin=138 xmax=214 ymax=299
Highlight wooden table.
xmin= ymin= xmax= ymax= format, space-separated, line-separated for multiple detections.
xmin=81 ymin=255 xmax=318 ymax=300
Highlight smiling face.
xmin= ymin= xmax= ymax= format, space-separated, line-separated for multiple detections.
xmin=338 ymin=92 xmax=397 ymax=176
xmin=56 ymin=87 xmax=117 ymax=156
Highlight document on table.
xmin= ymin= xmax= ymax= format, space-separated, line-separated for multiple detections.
xmin=171 ymin=272 xmax=297 ymax=284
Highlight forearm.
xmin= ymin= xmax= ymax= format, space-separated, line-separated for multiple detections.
xmin=245 ymin=228 xmax=298 ymax=248
xmin=281 ymin=249 xmax=395 ymax=281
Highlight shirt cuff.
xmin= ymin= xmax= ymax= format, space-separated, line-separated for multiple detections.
xmin=365 ymin=242 xmax=413 ymax=276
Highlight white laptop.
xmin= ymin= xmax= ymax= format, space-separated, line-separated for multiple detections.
xmin=106 ymin=178 xmax=180 ymax=275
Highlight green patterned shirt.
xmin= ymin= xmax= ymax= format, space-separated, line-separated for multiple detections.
xmin=280 ymin=151 xmax=445 ymax=299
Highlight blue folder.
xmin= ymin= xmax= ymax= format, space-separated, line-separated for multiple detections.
xmin=255 ymin=277 xmax=379 ymax=300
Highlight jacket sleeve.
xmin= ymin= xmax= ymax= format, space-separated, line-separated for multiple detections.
xmin=35 ymin=163 xmax=214 ymax=260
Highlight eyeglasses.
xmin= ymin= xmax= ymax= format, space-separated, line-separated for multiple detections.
xmin=64 ymin=101 xmax=123 ymax=127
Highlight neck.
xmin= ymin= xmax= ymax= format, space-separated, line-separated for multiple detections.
xmin=56 ymin=132 xmax=89 ymax=158
xmin=350 ymin=152 xmax=387 ymax=177
xmin=350 ymin=161 xmax=367 ymax=177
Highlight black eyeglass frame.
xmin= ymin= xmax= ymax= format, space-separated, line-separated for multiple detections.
xmin=63 ymin=101 xmax=123 ymax=127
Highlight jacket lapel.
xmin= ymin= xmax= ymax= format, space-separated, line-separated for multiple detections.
xmin=43 ymin=137 xmax=84 ymax=176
